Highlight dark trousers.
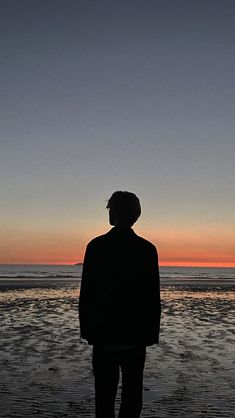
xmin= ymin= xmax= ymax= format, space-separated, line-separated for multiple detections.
xmin=92 ymin=345 xmax=146 ymax=418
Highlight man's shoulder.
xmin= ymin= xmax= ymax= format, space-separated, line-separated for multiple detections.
xmin=134 ymin=232 xmax=157 ymax=253
xmin=87 ymin=231 xmax=111 ymax=248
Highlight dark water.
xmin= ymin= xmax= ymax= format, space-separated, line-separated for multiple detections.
xmin=0 ymin=264 xmax=235 ymax=288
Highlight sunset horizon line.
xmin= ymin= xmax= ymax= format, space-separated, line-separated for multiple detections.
xmin=0 ymin=262 xmax=234 ymax=268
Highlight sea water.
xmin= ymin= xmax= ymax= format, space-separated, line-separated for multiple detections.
xmin=0 ymin=264 xmax=235 ymax=287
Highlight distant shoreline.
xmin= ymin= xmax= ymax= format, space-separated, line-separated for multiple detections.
xmin=0 ymin=263 xmax=235 ymax=269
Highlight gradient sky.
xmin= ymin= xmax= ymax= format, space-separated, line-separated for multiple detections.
xmin=1 ymin=0 xmax=235 ymax=266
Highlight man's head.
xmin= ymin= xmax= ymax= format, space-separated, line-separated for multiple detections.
xmin=106 ymin=191 xmax=141 ymax=227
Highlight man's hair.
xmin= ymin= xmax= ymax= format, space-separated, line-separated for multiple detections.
xmin=106 ymin=191 xmax=141 ymax=226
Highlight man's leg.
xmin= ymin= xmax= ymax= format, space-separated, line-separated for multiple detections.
xmin=92 ymin=346 xmax=120 ymax=418
xmin=118 ymin=347 xmax=146 ymax=418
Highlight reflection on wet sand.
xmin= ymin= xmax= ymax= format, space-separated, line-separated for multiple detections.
xmin=0 ymin=285 xmax=234 ymax=417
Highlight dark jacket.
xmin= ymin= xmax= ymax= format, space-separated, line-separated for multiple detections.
xmin=79 ymin=227 xmax=161 ymax=346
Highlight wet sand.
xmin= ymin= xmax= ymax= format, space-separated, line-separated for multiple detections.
xmin=0 ymin=284 xmax=234 ymax=417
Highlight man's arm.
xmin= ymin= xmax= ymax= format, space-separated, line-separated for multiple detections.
xmin=79 ymin=242 xmax=95 ymax=340
xmin=146 ymin=245 xmax=161 ymax=343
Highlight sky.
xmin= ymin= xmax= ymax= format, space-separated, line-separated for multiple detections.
xmin=0 ymin=0 xmax=235 ymax=266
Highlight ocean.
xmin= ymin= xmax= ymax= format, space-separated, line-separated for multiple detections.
xmin=0 ymin=264 xmax=235 ymax=288
xmin=0 ymin=265 xmax=235 ymax=417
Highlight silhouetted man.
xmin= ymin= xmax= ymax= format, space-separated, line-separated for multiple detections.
xmin=79 ymin=191 xmax=161 ymax=418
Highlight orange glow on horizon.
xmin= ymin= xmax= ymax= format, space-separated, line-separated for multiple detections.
xmin=1 ymin=225 xmax=234 ymax=268
xmin=137 ymin=224 xmax=235 ymax=269
xmin=159 ymin=261 xmax=235 ymax=268
xmin=1 ymin=257 xmax=234 ymax=268
xmin=2 ymin=262 xmax=234 ymax=268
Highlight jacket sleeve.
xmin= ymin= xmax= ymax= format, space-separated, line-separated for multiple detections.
xmin=146 ymin=245 xmax=161 ymax=343
xmin=154 ymin=248 xmax=161 ymax=340
xmin=79 ymin=242 xmax=96 ymax=340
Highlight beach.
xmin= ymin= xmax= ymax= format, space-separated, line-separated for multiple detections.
xmin=0 ymin=266 xmax=235 ymax=417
